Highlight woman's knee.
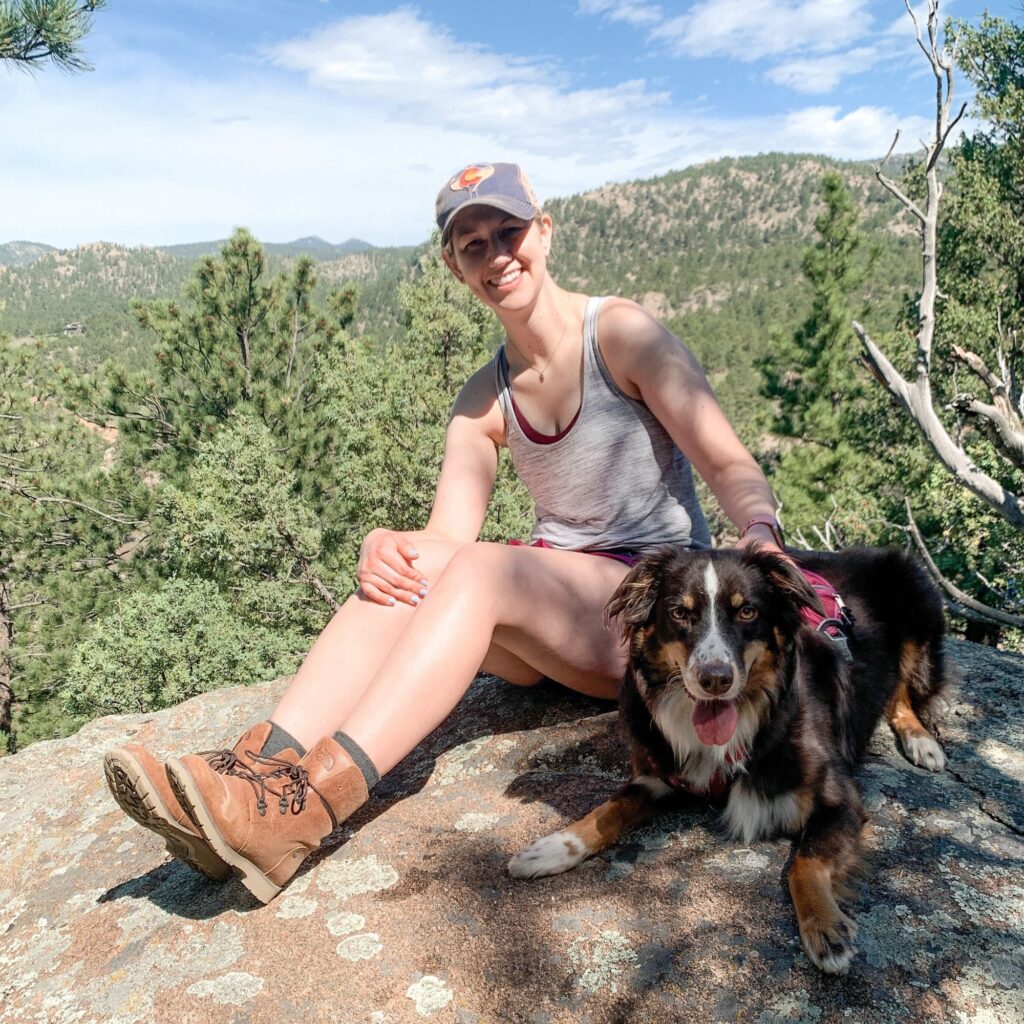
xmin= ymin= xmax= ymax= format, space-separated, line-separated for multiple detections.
xmin=434 ymin=541 xmax=511 ymax=591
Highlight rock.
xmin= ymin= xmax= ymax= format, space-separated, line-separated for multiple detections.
xmin=1 ymin=639 xmax=1022 ymax=1023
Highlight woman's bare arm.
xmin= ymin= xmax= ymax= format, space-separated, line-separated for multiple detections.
xmin=598 ymin=299 xmax=781 ymax=550
xmin=357 ymin=362 xmax=507 ymax=605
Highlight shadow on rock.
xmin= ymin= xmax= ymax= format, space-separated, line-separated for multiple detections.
xmin=98 ymin=858 xmax=261 ymax=920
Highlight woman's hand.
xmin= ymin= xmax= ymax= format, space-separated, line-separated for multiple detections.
xmin=736 ymin=522 xmax=784 ymax=554
xmin=736 ymin=521 xmax=796 ymax=563
xmin=357 ymin=529 xmax=429 ymax=607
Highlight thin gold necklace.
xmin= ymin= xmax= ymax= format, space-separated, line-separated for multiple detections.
xmin=506 ymin=304 xmax=572 ymax=384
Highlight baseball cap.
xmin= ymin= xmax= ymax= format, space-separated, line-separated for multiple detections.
xmin=436 ymin=163 xmax=541 ymax=248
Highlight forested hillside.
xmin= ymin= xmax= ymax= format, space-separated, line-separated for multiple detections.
xmin=547 ymin=154 xmax=919 ymax=442
xmin=3 ymin=143 xmax=1017 ymax=755
xmin=0 ymin=240 xmax=420 ymax=369
xmin=0 ymin=154 xmax=917 ymax=407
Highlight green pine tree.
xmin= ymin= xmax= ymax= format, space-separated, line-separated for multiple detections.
xmin=0 ymin=0 xmax=105 ymax=71
xmin=759 ymin=173 xmax=890 ymax=539
xmin=0 ymin=335 xmax=136 ymax=749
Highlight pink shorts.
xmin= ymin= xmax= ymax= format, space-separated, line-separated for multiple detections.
xmin=507 ymin=538 xmax=642 ymax=566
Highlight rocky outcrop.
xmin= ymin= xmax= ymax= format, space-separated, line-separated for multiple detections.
xmin=1 ymin=639 xmax=1022 ymax=1023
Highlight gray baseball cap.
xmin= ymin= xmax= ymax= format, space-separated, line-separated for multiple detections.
xmin=436 ymin=163 xmax=541 ymax=247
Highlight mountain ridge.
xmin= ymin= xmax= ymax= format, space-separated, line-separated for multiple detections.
xmin=0 ymin=153 xmax=919 ymax=390
xmin=0 ymin=235 xmax=375 ymax=268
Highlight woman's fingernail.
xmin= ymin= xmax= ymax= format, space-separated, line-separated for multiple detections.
xmin=408 ymin=548 xmax=419 ymax=557
xmin=419 ymin=588 xmax=428 ymax=598
xmin=419 ymin=579 xmax=429 ymax=587
xmin=410 ymin=595 xmax=420 ymax=605
xmin=387 ymin=597 xmax=396 ymax=606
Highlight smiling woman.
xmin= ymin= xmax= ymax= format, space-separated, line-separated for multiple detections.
xmin=103 ymin=160 xmax=786 ymax=906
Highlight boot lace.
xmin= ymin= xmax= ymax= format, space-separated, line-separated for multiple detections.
xmin=201 ymin=749 xmax=338 ymax=826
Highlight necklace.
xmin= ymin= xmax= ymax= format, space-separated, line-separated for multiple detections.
xmin=506 ymin=304 xmax=573 ymax=384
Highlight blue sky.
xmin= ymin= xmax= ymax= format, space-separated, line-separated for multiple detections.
xmin=1 ymin=0 xmax=1018 ymax=248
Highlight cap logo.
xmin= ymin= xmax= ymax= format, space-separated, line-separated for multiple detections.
xmin=451 ymin=164 xmax=494 ymax=193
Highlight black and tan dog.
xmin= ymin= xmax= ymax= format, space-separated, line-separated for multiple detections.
xmin=509 ymin=545 xmax=948 ymax=973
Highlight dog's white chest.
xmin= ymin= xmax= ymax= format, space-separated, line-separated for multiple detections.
xmin=722 ymin=782 xmax=807 ymax=844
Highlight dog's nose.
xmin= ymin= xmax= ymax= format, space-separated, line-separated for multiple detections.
xmin=697 ymin=661 xmax=734 ymax=697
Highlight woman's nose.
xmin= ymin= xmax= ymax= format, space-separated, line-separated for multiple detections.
xmin=488 ymin=235 xmax=512 ymax=262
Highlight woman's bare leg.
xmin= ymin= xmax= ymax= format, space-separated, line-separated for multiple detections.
xmin=269 ymin=539 xmax=545 ymax=751
xmin=339 ymin=543 xmax=631 ymax=774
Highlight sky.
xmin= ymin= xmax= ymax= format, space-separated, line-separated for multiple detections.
xmin=1 ymin=0 xmax=1019 ymax=248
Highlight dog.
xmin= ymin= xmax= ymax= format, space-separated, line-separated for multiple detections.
xmin=508 ymin=545 xmax=948 ymax=973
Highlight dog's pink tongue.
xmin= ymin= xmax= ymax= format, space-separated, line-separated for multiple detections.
xmin=692 ymin=700 xmax=739 ymax=746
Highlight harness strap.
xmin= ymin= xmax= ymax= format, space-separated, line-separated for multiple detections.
xmin=798 ymin=568 xmax=855 ymax=661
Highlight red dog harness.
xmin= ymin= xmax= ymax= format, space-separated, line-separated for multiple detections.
xmin=667 ymin=745 xmax=747 ymax=800
xmin=798 ymin=569 xmax=854 ymax=661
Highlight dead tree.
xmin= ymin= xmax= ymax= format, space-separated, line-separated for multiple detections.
xmin=852 ymin=0 xmax=1024 ymax=629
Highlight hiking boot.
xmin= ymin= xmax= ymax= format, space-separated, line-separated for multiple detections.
xmin=166 ymin=735 xmax=369 ymax=904
xmin=103 ymin=721 xmax=297 ymax=882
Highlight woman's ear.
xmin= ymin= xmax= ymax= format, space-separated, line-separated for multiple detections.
xmin=538 ymin=213 xmax=553 ymax=254
xmin=441 ymin=247 xmax=464 ymax=283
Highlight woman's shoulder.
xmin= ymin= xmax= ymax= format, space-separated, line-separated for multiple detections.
xmin=451 ymin=358 xmax=507 ymax=443
xmin=455 ymin=357 xmax=502 ymax=410
xmin=595 ymin=296 xmax=675 ymax=361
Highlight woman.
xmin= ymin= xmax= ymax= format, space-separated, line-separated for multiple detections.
xmin=104 ymin=162 xmax=784 ymax=904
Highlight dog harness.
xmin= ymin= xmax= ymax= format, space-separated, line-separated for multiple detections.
xmin=667 ymin=745 xmax=747 ymax=800
xmin=798 ymin=569 xmax=855 ymax=661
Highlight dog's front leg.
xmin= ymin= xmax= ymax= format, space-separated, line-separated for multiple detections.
xmin=508 ymin=775 xmax=670 ymax=879
xmin=787 ymin=797 xmax=866 ymax=974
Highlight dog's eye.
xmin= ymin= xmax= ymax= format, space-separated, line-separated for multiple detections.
xmin=736 ymin=604 xmax=758 ymax=622
xmin=669 ymin=605 xmax=692 ymax=623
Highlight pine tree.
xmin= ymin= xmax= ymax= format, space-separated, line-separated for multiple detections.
xmin=0 ymin=336 xmax=135 ymax=749
xmin=759 ymin=173 xmax=891 ymax=539
xmin=0 ymin=0 xmax=105 ymax=71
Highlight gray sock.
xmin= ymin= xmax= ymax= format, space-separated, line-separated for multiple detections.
xmin=262 ymin=721 xmax=306 ymax=758
xmin=332 ymin=731 xmax=380 ymax=790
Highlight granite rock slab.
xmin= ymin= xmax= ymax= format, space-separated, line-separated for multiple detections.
xmin=1 ymin=638 xmax=1022 ymax=1024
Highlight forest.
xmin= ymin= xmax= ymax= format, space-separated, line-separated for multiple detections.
xmin=1 ymin=12 xmax=1021 ymax=753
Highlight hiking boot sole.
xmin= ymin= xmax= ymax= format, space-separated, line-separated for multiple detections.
xmin=104 ymin=748 xmax=232 ymax=882
xmin=165 ymin=757 xmax=283 ymax=905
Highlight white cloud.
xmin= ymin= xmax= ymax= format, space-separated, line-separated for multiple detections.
xmin=772 ymin=105 xmax=932 ymax=158
xmin=766 ymin=46 xmax=880 ymax=93
xmin=269 ymin=9 xmax=669 ymax=158
xmin=0 ymin=7 xmax=941 ymax=249
xmin=652 ymin=0 xmax=873 ymax=61
xmin=577 ymin=0 xmax=663 ymax=27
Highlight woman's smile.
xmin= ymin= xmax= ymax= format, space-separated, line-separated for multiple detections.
xmin=487 ymin=266 xmax=522 ymax=290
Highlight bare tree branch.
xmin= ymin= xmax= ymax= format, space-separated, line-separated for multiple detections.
xmin=874 ymin=130 xmax=928 ymax=223
xmin=855 ymin=321 xmax=1024 ymax=527
xmin=276 ymin=522 xmax=341 ymax=612
xmin=951 ymin=396 xmax=1024 ymax=469
xmin=854 ymin=0 xmax=1024 ymax=542
xmin=953 ymin=344 xmax=1007 ymax=394
xmin=905 ymin=500 xmax=1024 ymax=628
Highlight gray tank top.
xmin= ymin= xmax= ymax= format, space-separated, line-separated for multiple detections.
xmin=493 ymin=296 xmax=711 ymax=553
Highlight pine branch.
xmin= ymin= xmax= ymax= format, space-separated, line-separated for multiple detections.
xmin=0 ymin=1 xmax=106 ymax=72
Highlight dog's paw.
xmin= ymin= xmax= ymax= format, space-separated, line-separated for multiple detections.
xmin=902 ymin=732 xmax=946 ymax=773
xmin=508 ymin=830 xmax=591 ymax=879
xmin=798 ymin=909 xmax=858 ymax=974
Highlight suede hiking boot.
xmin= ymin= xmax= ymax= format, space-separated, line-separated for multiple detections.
xmin=103 ymin=721 xmax=297 ymax=882
xmin=167 ymin=736 xmax=369 ymax=904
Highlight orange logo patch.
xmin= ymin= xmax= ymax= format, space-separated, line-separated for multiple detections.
xmin=451 ymin=164 xmax=494 ymax=191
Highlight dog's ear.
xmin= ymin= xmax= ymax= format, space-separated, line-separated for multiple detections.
xmin=743 ymin=544 xmax=825 ymax=617
xmin=605 ymin=547 xmax=677 ymax=635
